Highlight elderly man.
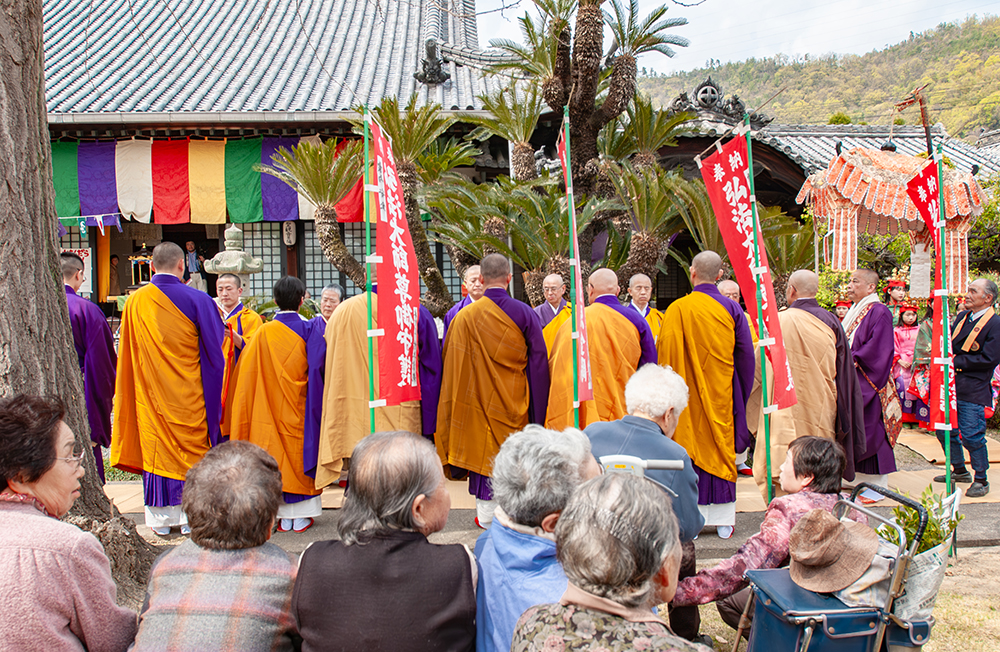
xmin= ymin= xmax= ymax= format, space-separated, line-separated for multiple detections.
xmin=935 ymin=278 xmax=1000 ymax=498
xmin=546 ymin=268 xmax=657 ymax=430
xmin=443 ymin=265 xmax=484 ymax=340
xmin=841 ymin=268 xmax=896 ymax=485
xmin=718 ymin=279 xmax=758 ymax=342
xmin=749 ymin=270 xmax=866 ymax=501
xmin=475 ymin=426 xmax=601 ymax=652
xmin=293 ymin=431 xmax=476 ymax=652
xmin=437 ymin=253 xmax=549 ymax=528
xmin=316 ymin=283 xmax=344 ymax=324
xmin=111 ymin=242 xmax=224 ymax=536
xmin=585 ymin=363 xmax=706 ymax=643
xmin=230 ymin=277 xmax=326 ymax=533
xmin=627 ymin=273 xmax=664 ymax=339
xmin=61 ymin=252 xmax=116 ymax=483
xmin=534 ymin=274 xmax=571 ymax=350
xmin=658 ymin=251 xmax=754 ymax=539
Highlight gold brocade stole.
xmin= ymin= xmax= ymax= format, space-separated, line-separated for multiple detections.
xmin=954 ymin=311 xmax=994 ymax=352
xmin=542 ymin=305 xmax=572 ymax=352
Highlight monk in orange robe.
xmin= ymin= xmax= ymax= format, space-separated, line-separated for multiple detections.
xmin=436 ymin=253 xmax=550 ymax=528
xmin=547 ymin=269 xmax=658 ymax=429
xmin=216 ymin=273 xmax=263 ymax=439
xmin=230 ymin=276 xmax=325 ymax=533
xmin=657 ymin=251 xmax=755 ymax=540
xmin=111 ymin=242 xmax=225 ymax=536
xmin=626 ymin=273 xmax=664 ymax=340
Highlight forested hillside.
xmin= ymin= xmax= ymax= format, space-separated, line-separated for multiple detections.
xmin=638 ymin=15 xmax=999 ymax=139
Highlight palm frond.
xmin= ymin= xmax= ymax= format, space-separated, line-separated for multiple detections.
xmin=257 ymin=139 xmax=363 ymax=207
xmin=347 ymin=95 xmax=455 ymax=165
xmin=416 ymin=138 xmax=481 ymax=186
xmin=603 ymin=0 xmax=688 ymax=59
xmin=459 ymin=82 xmax=544 ymax=145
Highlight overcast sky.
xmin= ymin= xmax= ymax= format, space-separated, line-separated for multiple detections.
xmin=474 ymin=0 xmax=997 ymax=75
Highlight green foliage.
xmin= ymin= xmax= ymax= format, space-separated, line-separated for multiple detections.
xmin=350 ymin=95 xmax=456 ymax=165
xmin=416 ymin=138 xmax=480 ymax=186
xmin=877 ymin=485 xmax=963 ymax=555
xmin=817 ymin=269 xmax=852 ymax=310
xmin=257 ymin=139 xmax=363 ymax=207
xmin=603 ymin=0 xmax=689 ymax=60
xmin=894 ymin=117 xmax=906 ymax=125
xmin=486 ymin=10 xmax=559 ymax=79
xmin=637 ymin=15 xmax=1000 ymax=138
xmin=598 ymin=92 xmax=694 ymax=161
xmin=606 ymin=162 xmax=687 ymax=237
xmin=828 ymin=111 xmax=852 ymax=125
xmin=460 ymin=82 xmax=544 ymax=146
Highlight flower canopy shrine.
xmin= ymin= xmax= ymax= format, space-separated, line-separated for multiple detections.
xmin=796 ymin=147 xmax=987 ymax=297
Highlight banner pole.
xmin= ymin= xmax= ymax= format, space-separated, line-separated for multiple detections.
xmin=744 ymin=114 xmax=773 ymax=503
xmin=363 ymin=107 xmax=376 ymax=435
xmin=935 ymin=145 xmax=953 ymax=498
xmin=563 ymin=107 xmax=581 ymax=429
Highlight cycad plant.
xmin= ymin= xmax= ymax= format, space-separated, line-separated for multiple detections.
xmin=461 ymin=82 xmax=545 ymax=182
xmin=258 ymin=139 xmax=366 ymax=285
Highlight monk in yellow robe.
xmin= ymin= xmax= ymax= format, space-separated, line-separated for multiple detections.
xmin=627 ymin=273 xmax=664 ymax=339
xmin=230 ymin=276 xmax=325 ymax=533
xmin=547 ymin=269 xmax=658 ymax=429
xmin=436 ymin=253 xmax=550 ymax=528
xmin=216 ymin=273 xmax=263 ymax=439
xmin=657 ymin=251 xmax=755 ymax=539
xmin=535 ymin=273 xmax=571 ymax=351
xmin=111 ymin=242 xmax=225 ymax=536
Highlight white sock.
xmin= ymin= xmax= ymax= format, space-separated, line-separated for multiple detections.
xmin=180 ymin=524 xmax=191 ymax=535
xmin=476 ymin=499 xmax=496 ymax=527
xmin=280 ymin=518 xmax=293 ymax=531
xmin=292 ymin=517 xmax=312 ymax=532
xmin=151 ymin=526 xmax=170 ymax=536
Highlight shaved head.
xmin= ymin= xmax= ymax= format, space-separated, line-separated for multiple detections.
xmin=848 ymin=268 xmax=879 ymax=302
xmin=588 ymin=268 xmax=619 ymax=297
xmin=60 ymin=252 xmax=84 ymax=281
xmin=462 ymin=266 xmax=481 ymax=285
xmin=480 ymin=254 xmax=510 ymax=285
xmin=543 ymin=273 xmax=564 ymax=286
xmin=152 ymin=242 xmax=185 ymax=272
xmin=717 ymin=279 xmax=740 ymax=303
xmin=856 ymin=269 xmax=879 ymax=286
xmin=629 ymin=273 xmax=651 ymax=288
xmin=788 ymin=270 xmax=819 ymax=298
xmin=690 ymin=251 xmax=723 ymax=285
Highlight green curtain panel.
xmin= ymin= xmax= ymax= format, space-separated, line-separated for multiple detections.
xmin=224 ymin=137 xmax=263 ymax=223
xmin=51 ymin=141 xmax=80 ymax=218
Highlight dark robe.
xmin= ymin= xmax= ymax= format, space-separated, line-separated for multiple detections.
xmin=417 ymin=305 xmax=443 ymax=438
xmin=850 ymin=302 xmax=896 ymax=475
xmin=533 ymin=298 xmax=567 ymax=329
xmin=442 ymin=295 xmax=472 ymax=342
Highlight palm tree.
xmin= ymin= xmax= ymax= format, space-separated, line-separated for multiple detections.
xmin=416 ymin=138 xmax=480 ymax=186
xmin=355 ymin=95 xmax=457 ymax=317
xmin=259 ymin=139 xmax=366 ymax=285
xmin=423 ymin=178 xmax=499 ymax=274
xmin=610 ymin=93 xmax=694 ymax=168
xmin=460 ymin=82 xmax=545 ymax=182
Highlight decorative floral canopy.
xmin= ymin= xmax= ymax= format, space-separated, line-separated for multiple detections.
xmin=797 ymin=147 xmax=986 ymax=296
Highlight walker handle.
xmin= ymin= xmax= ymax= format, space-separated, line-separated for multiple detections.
xmin=850 ymin=482 xmax=929 ymax=550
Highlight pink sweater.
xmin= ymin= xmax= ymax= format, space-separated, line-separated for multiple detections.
xmin=0 ymin=502 xmax=137 ymax=651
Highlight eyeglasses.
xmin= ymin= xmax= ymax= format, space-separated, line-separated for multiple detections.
xmin=56 ymin=446 xmax=87 ymax=470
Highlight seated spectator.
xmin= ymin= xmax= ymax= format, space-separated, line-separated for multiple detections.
xmin=0 ymin=395 xmax=137 ymax=651
xmin=671 ymin=436 xmax=867 ymax=634
xmin=585 ymin=363 xmax=707 ymax=642
xmin=476 ymin=425 xmax=602 ymax=652
xmin=512 ymin=473 xmax=710 ymax=651
xmin=131 ymin=441 xmax=298 ymax=651
xmin=292 ymin=431 xmax=476 ymax=652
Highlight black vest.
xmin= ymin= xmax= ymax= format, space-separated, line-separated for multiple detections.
xmin=292 ymin=530 xmax=476 ymax=652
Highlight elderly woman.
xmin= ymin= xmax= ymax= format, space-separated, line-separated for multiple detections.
xmin=585 ymin=363 xmax=707 ymax=644
xmin=131 ymin=441 xmax=298 ymax=651
xmin=292 ymin=431 xmax=476 ymax=652
xmin=511 ymin=473 xmax=710 ymax=652
xmin=0 ymin=395 xmax=137 ymax=651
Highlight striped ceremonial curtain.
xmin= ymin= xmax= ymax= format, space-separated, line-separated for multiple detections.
xmin=51 ymin=141 xmax=80 ymax=218
xmin=115 ymin=139 xmax=153 ymax=223
xmin=78 ymin=141 xmax=118 ymax=219
xmin=189 ymin=140 xmax=227 ymax=224
xmin=225 ymin=137 xmax=264 ymax=223
xmin=152 ymin=139 xmax=191 ymax=224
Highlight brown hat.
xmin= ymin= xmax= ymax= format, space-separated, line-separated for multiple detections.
xmin=789 ymin=509 xmax=879 ymax=593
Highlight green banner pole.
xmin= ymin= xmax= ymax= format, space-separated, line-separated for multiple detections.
xmin=935 ymin=145 xmax=953 ymax=497
xmin=744 ymin=115 xmax=773 ymax=503
xmin=563 ymin=108 xmax=580 ymax=429
xmin=363 ymin=108 xmax=376 ymax=435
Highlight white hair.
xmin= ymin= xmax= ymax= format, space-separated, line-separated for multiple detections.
xmin=625 ymin=364 xmax=689 ymax=419
xmin=490 ymin=425 xmax=592 ymax=528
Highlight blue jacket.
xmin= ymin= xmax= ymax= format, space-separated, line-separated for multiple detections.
xmin=585 ymin=415 xmax=705 ymax=542
xmin=474 ymin=518 xmax=567 ymax=652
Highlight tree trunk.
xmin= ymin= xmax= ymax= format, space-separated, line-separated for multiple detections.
xmin=315 ymin=204 xmax=366 ymax=286
xmin=397 ymin=161 xmax=454 ymax=318
xmin=510 ymin=142 xmax=537 ymax=182
xmin=522 ymin=268 xmax=545 ymax=307
xmin=0 ymin=0 xmax=156 ymax=609
xmin=592 ymin=53 xmax=637 ymax=131
xmin=568 ymin=1 xmax=605 ymax=195
xmin=544 ymin=22 xmax=573 ymax=113
xmin=482 ymin=217 xmax=507 ymax=256
xmin=617 ymin=232 xmax=662 ymax=291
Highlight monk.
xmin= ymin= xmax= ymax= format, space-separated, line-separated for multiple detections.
xmin=216 ymin=274 xmax=262 ymax=373
xmin=111 ymin=242 xmax=224 ymax=536
xmin=315 ymin=288 xmax=442 ymax=489
xmin=230 ymin=276 xmax=325 ymax=533
xmin=442 ymin=265 xmax=484 ymax=341
xmin=748 ymin=270 xmax=867 ymax=501
xmin=842 ymin=268 xmax=897 ymax=485
xmin=62 ymin=252 xmax=116 ymax=483
xmin=627 ymin=273 xmax=664 ymax=340
xmin=315 ymin=283 xmax=344 ymax=325
xmin=546 ymin=268 xmax=657 ymax=429
xmin=718 ymin=278 xmax=758 ymax=343
xmin=535 ymin=273 xmax=571 ymax=351
xmin=658 ymin=251 xmax=754 ymax=539
xmin=436 ymin=253 xmax=549 ymax=529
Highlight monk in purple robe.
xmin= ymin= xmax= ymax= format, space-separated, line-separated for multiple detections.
xmin=533 ymin=273 xmax=568 ymax=329
xmin=442 ymin=265 xmax=483 ymax=341
xmin=841 ymin=268 xmax=897 ymax=485
xmin=417 ymin=304 xmax=443 ymax=440
xmin=61 ymin=253 xmax=116 ymax=483
xmin=436 ymin=254 xmax=550 ymax=529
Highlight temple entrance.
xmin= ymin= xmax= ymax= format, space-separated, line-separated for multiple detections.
xmin=161 ymin=225 xmax=222 ymax=297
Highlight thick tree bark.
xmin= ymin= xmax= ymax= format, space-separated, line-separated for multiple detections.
xmin=544 ymin=23 xmax=573 ymax=113
xmin=315 ymin=204 xmax=366 ymax=286
xmin=511 ymin=142 xmax=537 ymax=182
xmin=567 ymin=2 xmax=605 ymax=194
xmin=591 ymin=54 xmax=637 ymax=131
xmin=0 ymin=0 xmax=155 ymax=609
xmin=397 ymin=161 xmax=454 ymax=318
xmin=522 ymin=268 xmax=545 ymax=307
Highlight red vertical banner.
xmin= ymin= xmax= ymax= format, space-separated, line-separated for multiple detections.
xmin=700 ymin=137 xmax=797 ymax=409
xmin=906 ymin=161 xmax=955 ymax=428
xmin=556 ymin=126 xmax=593 ymax=403
xmin=370 ymin=119 xmax=421 ymax=405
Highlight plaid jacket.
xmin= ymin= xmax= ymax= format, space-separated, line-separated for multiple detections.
xmin=132 ymin=540 xmax=297 ymax=651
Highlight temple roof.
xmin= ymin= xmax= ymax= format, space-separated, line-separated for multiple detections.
xmin=43 ymin=0 xmax=503 ymax=123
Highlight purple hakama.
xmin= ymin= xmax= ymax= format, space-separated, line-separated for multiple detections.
xmin=850 ymin=303 xmax=898 ymax=475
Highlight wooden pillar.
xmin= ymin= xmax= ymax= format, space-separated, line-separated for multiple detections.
xmin=96 ymin=230 xmax=110 ymax=302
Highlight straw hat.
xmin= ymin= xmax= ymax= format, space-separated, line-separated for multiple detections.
xmin=789 ymin=509 xmax=879 ymax=593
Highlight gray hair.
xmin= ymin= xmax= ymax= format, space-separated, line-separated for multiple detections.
xmin=491 ymin=425 xmax=592 ymax=528
xmin=625 ymin=364 xmax=689 ymax=419
xmin=182 ymin=441 xmax=282 ymax=550
xmin=981 ymin=279 xmax=998 ymax=305
xmin=556 ymin=473 xmax=680 ymax=608
xmin=322 ymin=283 xmax=345 ymax=299
xmin=337 ymin=431 xmax=442 ymax=545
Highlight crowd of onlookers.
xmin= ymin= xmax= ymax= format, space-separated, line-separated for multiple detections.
xmin=0 ymin=359 xmax=877 ymax=652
